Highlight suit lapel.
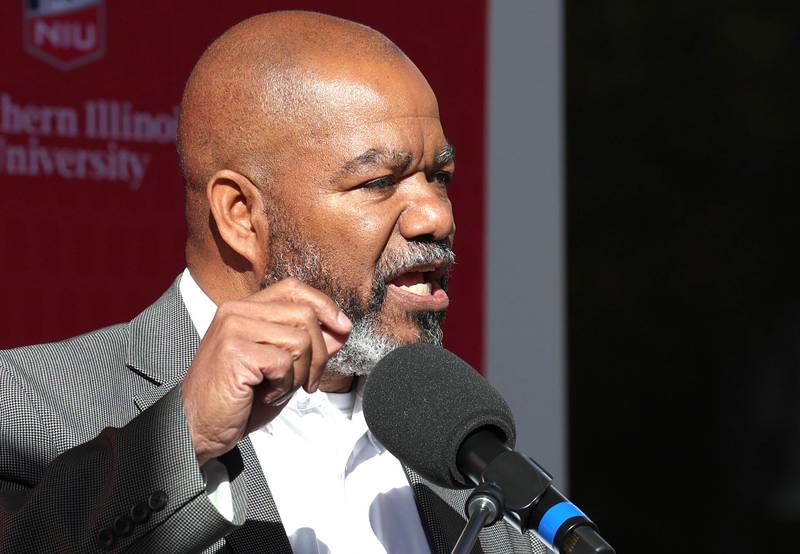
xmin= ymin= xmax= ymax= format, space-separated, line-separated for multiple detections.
xmin=404 ymin=466 xmax=452 ymax=554
xmin=224 ymin=438 xmax=293 ymax=554
xmin=125 ymin=277 xmax=198 ymax=387
xmin=406 ymin=466 xmax=520 ymax=554
xmin=126 ymin=277 xmax=292 ymax=554
xmin=404 ymin=466 xmax=487 ymax=554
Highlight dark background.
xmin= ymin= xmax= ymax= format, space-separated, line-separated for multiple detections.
xmin=568 ymin=3 xmax=800 ymax=552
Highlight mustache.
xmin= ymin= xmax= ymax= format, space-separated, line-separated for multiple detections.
xmin=368 ymin=240 xmax=455 ymax=311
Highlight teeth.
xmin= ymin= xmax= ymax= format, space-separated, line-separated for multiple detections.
xmin=399 ymin=282 xmax=432 ymax=296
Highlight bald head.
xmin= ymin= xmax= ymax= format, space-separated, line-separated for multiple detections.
xmin=178 ymin=11 xmax=431 ymax=237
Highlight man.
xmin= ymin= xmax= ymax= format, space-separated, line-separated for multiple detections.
xmin=0 ymin=11 xmax=547 ymax=554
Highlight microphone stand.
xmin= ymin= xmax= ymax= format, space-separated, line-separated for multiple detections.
xmin=455 ymin=429 xmax=616 ymax=554
xmin=451 ymin=483 xmax=504 ymax=554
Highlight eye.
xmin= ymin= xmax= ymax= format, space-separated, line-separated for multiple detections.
xmin=360 ymin=175 xmax=396 ymax=190
xmin=432 ymin=171 xmax=453 ymax=186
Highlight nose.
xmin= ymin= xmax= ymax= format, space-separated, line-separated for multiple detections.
xmin=397 ymin=175 xmax=456 ymax=243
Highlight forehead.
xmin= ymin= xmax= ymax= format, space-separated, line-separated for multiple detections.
xmin=294 ymin=55 xmax=440 ymax=127
xmin=266 ymin=62 xmax=447 ymax=180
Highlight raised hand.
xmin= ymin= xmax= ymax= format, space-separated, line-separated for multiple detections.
xmin=181 ymin=278 xmax=352 ymax=465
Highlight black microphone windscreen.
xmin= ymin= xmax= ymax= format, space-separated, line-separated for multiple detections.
xmin=363 ymin=343 xmax=516 ymax=488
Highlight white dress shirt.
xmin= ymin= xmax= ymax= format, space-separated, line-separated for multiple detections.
xmin=179 ymin=269 xmax=431 ymax=554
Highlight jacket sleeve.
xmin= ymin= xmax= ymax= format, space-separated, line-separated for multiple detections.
xmin=0 ymin=366 xmax=246 ymax=553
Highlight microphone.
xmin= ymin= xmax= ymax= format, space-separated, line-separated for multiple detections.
xmin=363 ymin=343 xmax=615 ymax=554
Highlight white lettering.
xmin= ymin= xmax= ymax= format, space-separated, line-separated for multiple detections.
xmin=72 ymin=23 xmax=96 ymax=51
xmin=34 ymin=20 xmax=97 ymax=51
xmin=0 ymin=136 xmax=151 ymax=189
xmin=0 ymin=93 xmax=78 ymax=137
xmin=85 ymin=99 xmax=177 ymax=143
xmin=34 ymin=20 xmax=62 ymax=49
xmin=0 ymin=93 xmax=171 ymax=189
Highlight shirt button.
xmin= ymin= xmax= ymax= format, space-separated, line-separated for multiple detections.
xmin=113 ymin=514 xmax=133 ymax=537
xmin=148 ymin=490 xmax=169 ymax=511
xmin=97 ymin=527 xmax=115 ymax=550
xmin=130 ymin=501 xmax=151 ymax=523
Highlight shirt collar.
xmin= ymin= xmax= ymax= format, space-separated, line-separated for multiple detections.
xmin=179 ymin=268 xmax=217 ymax=340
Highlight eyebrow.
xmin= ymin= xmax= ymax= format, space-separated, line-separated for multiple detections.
xmin=334 ymin=142 xmax=456 ymax=180
xmin=338 ymin=148 xmax=414 ymax=176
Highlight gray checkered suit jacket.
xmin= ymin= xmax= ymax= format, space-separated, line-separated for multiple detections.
xmin=0 ymin=278 xmax=548 ymax=553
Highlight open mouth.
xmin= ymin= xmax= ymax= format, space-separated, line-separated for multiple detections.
xmin=384 ymin=262 xmax=450 ymax=310
xmin=388 ymin=263 xmax=446 ymax=294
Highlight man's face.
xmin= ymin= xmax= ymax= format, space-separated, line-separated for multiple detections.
xmin=259 ymin=63 xmax=456 ymax=375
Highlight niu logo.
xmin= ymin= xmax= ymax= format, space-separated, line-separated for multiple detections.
xmin=23 ymin=0 xmax=106 ymax=71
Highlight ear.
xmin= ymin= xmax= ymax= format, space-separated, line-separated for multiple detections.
xmin=206 ymin=169 xmax=269 ymax=273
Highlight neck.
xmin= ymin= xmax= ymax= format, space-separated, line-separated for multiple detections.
xmin=187 ymin=259 xmax=255 ymax=306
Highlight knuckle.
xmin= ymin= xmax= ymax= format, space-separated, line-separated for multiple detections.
xmin=296 ymin=304 xmax=316 ymax=324
xmin=275 ymin=348 xmax=294 ymax=370
xmin=265 ymin=300 xmax=289 ymax=314
xmin=215 ymin=301 xmax=241 ymax=320
xmin=259 ymin=348 xmax=291 ymax=377
xmin=220 ymin=339 xmax=244 ymax=360
xmin=284 ymin=304 xmax=315 ymax=328
xmin=285 ymin=331 xmax=311 ymax=361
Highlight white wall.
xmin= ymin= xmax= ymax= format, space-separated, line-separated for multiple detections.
xmin=486 ymin=0 xmax=566 ymax=486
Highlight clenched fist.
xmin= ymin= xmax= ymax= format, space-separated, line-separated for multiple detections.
xmin=181 ymin=278 xmax=352 ymax=466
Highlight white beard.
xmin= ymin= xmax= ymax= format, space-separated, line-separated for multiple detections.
xmin=324 ymin=313 xmax=399 ymax=376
